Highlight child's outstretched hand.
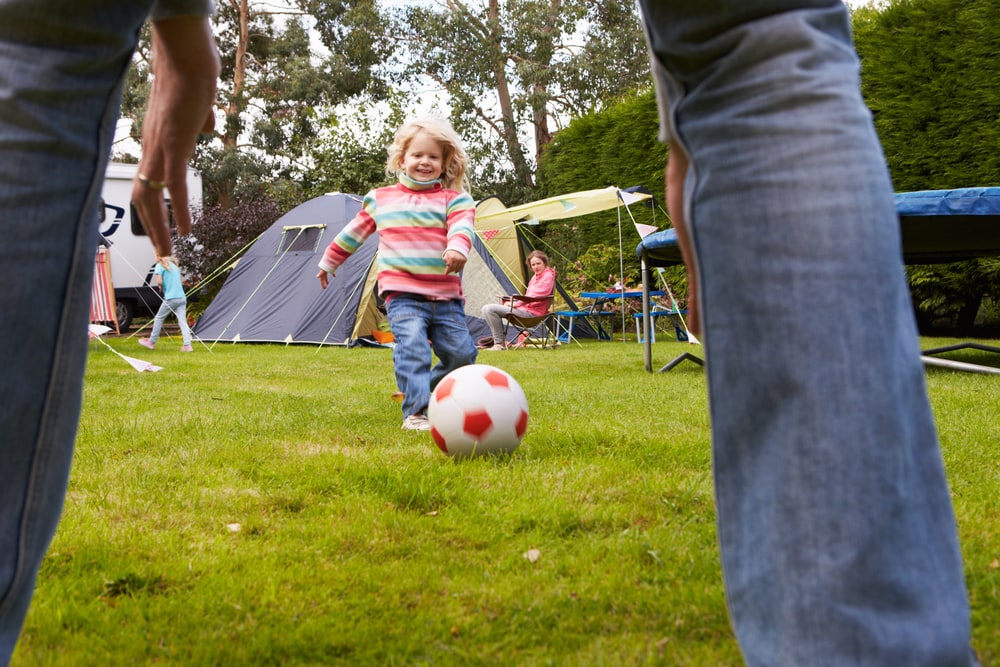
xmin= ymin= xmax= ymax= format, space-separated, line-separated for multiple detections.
xmin=317 ymin=270 xmax=330 ymax=289
xmin=443 ymin=250 xmax=466 ymax=274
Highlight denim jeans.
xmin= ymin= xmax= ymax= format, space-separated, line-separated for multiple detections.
xmin=0 ymin=2 xmax=157 ymax=661
xmin=639 ymin=3 xmax=975 ymax=666
xmin=149 ymin=297 xmax=193 ymax=346
xmin=386 ymin=295 xmax=478 ymax=419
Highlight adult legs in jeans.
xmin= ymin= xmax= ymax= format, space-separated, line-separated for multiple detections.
xmin=149 ymin=297 xmax=193 ymax=346
xmin=0 ymin=3 xmax=154 ymax=661
xmin=387 ymin=296 xmax=477 ymax=418
xmin=639 ymin=3 xmax=975 ymax=666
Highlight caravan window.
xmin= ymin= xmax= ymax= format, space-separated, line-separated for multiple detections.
xmin=130 ymin=200 xmax=176 ymax=236
xmin=279 ymin=225 xmax=325 ymax=254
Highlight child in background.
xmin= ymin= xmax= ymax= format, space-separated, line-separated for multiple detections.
xmin=316 ymin=117 xmax=478 ymax=431
xmin=140 ymin=255 xmax=193 ymax=352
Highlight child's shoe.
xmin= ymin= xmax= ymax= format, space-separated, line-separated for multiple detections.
xmin=179 ymin=345 xmax=193 ymax=352
xmin=401 ymin=414 xmax=431 ymax=431
xmin=138 ymin=338 xmax=155 ymax=350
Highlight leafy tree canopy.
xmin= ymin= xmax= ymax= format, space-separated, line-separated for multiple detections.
xmin=853 ymin=0 xmax=1000 ymax=190
xmin=395 ymin=0 xmax=648 ymax=200
xmin=118 ymin=0 xmax=390 ymax=209
xmin=176 ymin=196 xmax=284 ymax=308
xmin=530 ymin=87 xmax=673 ymax=291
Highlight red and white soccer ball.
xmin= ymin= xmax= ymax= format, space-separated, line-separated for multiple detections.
xmin=428 ymin=364 xmax=529 ymax=458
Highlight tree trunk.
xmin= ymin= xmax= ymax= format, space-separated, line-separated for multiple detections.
xmin=487 ymin=0 xmax=534 ymax=190
xmin=531 ymin=0 xmax=559 ymax=162
xmin=956 ymin=292 xmax=983 ymax=336
xmin=217 ymin=0 xmax=251 ymax=208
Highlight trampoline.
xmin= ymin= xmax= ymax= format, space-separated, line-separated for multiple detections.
xmin=636 ymin=187 xmax=1000 ymax=373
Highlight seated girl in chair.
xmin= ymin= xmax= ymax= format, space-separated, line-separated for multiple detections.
xmin=481 ymin=250 xmax=556 ymax=350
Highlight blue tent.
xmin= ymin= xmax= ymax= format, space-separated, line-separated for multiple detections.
xmin=193 ymin=193 xmax=518 ymax=346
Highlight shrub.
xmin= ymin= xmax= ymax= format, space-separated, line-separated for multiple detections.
xmin=176 ymin=196 xmax=283 ymax=305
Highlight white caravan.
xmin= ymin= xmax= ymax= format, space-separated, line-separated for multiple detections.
xmin=98 ymin=161 xmax=203 ymax=330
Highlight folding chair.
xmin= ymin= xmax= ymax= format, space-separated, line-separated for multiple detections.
xmin=501 ymin=294 xmax=556 ymax=349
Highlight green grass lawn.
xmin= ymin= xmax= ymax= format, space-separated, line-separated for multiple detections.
xmin=12 ymin=335 xmax=1000 ymax=666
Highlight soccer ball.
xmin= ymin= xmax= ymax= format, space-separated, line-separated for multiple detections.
xmin=428 ymin=364 xmax=529 ymax=458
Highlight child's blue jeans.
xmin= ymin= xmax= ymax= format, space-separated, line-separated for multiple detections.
xmin=149 ymin=297 xmax=193 ymax=346
xmin=386 ymin=294 xmax=478 ymax=419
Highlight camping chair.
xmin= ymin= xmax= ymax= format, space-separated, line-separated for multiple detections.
xmin=501 ymin=294 xmax=556 ymax=349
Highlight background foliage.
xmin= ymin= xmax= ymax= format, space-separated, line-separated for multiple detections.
xmin=113 ymin=0 xmax=1000 ymax=332
xmin=532 ymin=88 xmax=672 ymax=292
xmin=175 ymin=197 xmax=283 ymax=311
xmin=397 ymin=0 xmax=647 ymax=201
xmin=530 ymin=0 xmax=1000 ymax=327
xmin=852 ymin=0 xmax=1000 ymax=332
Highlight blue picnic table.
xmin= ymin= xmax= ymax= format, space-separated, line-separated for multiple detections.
xmin=556 ymin=290 xmax=664 ymax=343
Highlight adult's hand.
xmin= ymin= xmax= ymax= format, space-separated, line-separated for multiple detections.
xmin=132 ymin=15 xmax=220 ymax=258
xmin=666 ymin=146 xmax=700 ymax=336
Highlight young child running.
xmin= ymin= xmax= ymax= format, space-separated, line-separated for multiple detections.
xmin=139 ymin=255 xmax=193 ymax=352
xmin=316 ymin=117 xmax=478 ymax=431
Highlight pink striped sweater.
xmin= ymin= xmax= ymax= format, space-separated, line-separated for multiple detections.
xmin=514 ymin=267 xmax=556 ymax=316
xmin=318 ymin=175 xmax=475 ymax=301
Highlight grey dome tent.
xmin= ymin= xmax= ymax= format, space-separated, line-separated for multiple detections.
xmin=193 ymin=192 xmax=520 ymax=346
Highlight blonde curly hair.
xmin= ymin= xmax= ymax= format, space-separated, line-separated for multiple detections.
xmin=156 ymin=255 xmax=177 ymax=269
xmin=386 ymin=116 xmax=470 ymax=192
